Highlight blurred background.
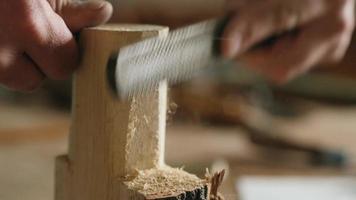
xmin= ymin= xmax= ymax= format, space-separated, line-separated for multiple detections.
xmin=1 ymin=25 xmax=356 ymax=200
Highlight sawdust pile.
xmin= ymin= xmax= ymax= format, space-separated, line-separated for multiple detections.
xmin=125 ymin=166 xmax=205 ymax=198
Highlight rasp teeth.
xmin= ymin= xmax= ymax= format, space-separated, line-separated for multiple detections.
xmin=115 ymin=19 xmax=219 ymax=100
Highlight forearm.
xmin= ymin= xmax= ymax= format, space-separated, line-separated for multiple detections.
xmin=108 ymin=0 xmax=225 ymax=27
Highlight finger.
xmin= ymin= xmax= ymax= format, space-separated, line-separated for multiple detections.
xmin=322 ymin=30 xmax=354 ymax=64
xmin=238 ymin=35 xmax=299 ymax=83
xmin=221 ymin=0 xmax=329 ymax=58
xmin=239 ymin=14 xmax=351 ymax=83
xmin=0 ymin=50 xmax=44 ymax=91
xmin=322 ymin=0 xmax=355 ymax=64
xmin=60 ymin=1 xmax=113 ymax=32
xmin=24 ymin=0 xmax=78 ymax=80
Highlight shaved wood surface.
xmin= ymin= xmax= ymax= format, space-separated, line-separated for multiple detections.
xmin=54 ymin=24 xmax=208 ymax=200
xmin=55 ymin=24 xmax=169 ymax=200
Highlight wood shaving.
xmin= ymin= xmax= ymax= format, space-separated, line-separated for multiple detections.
xmin=205 ymin=169 xmax=225 ymax=200
xmin=125 ymin=166 xmax=205 ymax=199
xmin=166 ymin=102 xmax=178 ymax=125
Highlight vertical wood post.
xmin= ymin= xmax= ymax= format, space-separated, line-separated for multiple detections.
xmin=55 ymin=24 xmax=209 ymax=200
xmin=55 ymin=24 xmax=168 ymax=200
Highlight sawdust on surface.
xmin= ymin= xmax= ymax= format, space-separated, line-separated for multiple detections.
xmin=125 ymin=166 xmax=206 ymax=199
xmin=125 ymin=94 xmax=162 ymax=174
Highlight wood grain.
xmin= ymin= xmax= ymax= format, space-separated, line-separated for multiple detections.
xmin=55 ymin=24 xmax=169 ymax=200
xmin=54 ymin=24 xmax=208 ymax=200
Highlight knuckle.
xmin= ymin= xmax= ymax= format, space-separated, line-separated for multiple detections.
xmin=19 ymin=10 xmax=55 ymax=47
xmin=25 ymin=14 xmax=71 ymax=48
xmin=22 ymin=18 xmax=46 ymax=44
xmin=19 ymin=17 xmax=44 ymax=44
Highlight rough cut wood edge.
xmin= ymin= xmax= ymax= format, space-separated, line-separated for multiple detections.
xmin=125 ymin=183 xmax=209 ymax=200
xmin=123 ymin=166 xmax=209 ymax=200
xmin=54 ymin=24 xmax=209 ymax=200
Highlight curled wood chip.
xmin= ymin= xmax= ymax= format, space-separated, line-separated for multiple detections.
xmin=206 ymin=169 xmax=226 ymax=200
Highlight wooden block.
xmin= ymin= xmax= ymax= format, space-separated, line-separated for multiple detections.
xmin=55 ymin=24 xmax=208 ymax=200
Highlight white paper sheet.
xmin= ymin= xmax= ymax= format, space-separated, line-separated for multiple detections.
xmin=237 ymin=176 xmax=356 ymax=200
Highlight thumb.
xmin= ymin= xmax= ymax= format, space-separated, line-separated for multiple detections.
xmin=60 ymin=1 xmax=113 ymax=32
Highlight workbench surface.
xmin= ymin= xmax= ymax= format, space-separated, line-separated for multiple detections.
xmin=1 ymin=101 xmax=356 ymax=200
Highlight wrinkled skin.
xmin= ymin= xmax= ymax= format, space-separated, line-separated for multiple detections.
xmin=0 ymin=0 xmax=355 ymax=91
xmin=112 ymin=0 xmax=355 ymax=83
xmin=0 ymin=0 xmax=112 ymax=91
xmin=221 ymin=0 xmax=355 ymax=83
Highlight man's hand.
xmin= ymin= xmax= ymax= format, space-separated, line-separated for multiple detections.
xmin=0 ymin=0 xmax=112 ymax=91
xmin=222 ymin=0 xmax=355 ymax=83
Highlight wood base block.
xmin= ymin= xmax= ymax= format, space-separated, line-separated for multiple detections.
xmin=56 ymin=156 xmax=208 ymax=200
xmin=124 ymin=166 xmax=209 ymax=200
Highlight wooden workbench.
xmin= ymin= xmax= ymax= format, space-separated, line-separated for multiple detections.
xmin=1 ymin=100 xmax=356 ymax=200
